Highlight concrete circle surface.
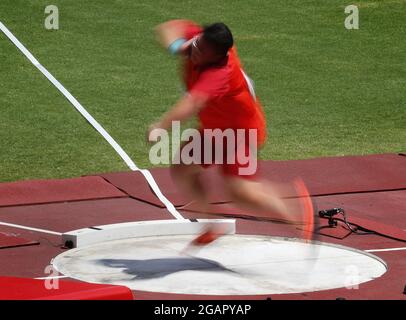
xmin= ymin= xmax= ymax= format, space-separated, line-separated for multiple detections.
xmin=52 ymin=234 xmax=387 ymax=295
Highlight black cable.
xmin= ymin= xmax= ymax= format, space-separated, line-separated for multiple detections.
xmin=335 ymin=217 xmax=375 ymax=235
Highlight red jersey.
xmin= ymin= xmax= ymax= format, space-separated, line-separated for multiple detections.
xmin=182 ymin=23 xmax=267 ymax=145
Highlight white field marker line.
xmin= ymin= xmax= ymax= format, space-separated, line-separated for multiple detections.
xmin=34 ymin=275 xmax=68 ymax=280
xmin=0 ymin=21 xmax=184 ymax=220
xmin=365 ymin=247 xmax=406 ymax=253
xmin=0 ymin=221 xmax=62 ymax=236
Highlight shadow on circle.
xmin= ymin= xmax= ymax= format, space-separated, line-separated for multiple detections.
xmin=97 ymin=257 xmax=237 ymax=280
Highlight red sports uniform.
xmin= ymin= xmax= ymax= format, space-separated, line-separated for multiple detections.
xmin=181 ymin=22 xmax=267 ymax=178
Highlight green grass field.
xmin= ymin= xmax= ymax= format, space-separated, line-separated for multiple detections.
xmin=0 ymin=0 xmax=405 ymax=182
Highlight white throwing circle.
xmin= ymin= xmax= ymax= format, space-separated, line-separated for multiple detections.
xmin=52 ymin=234 xmax=387 ymax=295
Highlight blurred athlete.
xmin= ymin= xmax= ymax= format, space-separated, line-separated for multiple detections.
xmin=149 ymin=20 xmax=314 ymax=244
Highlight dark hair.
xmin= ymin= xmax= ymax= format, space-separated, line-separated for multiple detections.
xmin=202 ymin=22 xmax=234 ymax=56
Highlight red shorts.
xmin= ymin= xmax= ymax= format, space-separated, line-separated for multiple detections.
xmin=177 ymin=128 xmax=262 ymax=179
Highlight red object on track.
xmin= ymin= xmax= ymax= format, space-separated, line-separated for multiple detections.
xmin=190 ymin=225 xmax=227 ymax=246
xmin=0 ymin=276 xmax=134 ymax=300
xmin=192 ymin=230 xmax=220 ymax=246
xmin=294 ymin=178 xmax=315 ymax=242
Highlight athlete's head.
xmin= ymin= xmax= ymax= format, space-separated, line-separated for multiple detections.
xmin=191 ymin=22 xmax=234 ymax=66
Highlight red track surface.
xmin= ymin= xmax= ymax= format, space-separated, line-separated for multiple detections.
xmin=0 ymin=153 xmax=405 ymax=300
xmin=100 ymin=153 xmax=406 ymax=206
xmin=0 ymin=176 xmax=126 ymax=207
xmin=0 ymin=233 xmax=39 ymax=249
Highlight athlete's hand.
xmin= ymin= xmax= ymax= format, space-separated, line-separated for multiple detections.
xmin=154 ymin=19 xmax=192 ymax=49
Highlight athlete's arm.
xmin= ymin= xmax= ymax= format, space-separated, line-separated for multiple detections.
xmin=148 ymin=92 xmax=208 ymax=136
xmin=154 ymin=20 xmax=191 ymax=54
xmin=154 ymin=19 xmax=201 ymax=55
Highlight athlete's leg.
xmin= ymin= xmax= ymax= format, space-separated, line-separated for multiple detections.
xmin=223 ymin=175 xmax=304 ymax=223
xmin=170 ymin=162 xmax=209 ymax=212
xmin=219 ymin=128 xmax=308 ymax=223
